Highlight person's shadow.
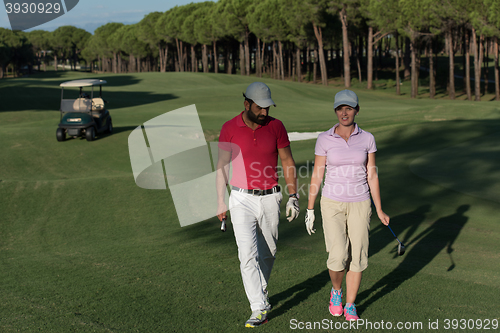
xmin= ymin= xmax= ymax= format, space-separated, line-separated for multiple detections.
xmin=357 ymin=204 xmax=470 ymax=313
xmin=269 ymin=269 xmax=331 ymax=320
xmin=369 ymin=204 xmax=431 ymax=259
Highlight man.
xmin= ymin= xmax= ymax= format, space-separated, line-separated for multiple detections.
xmin=216 ymin=82 xmax=299 ymax=328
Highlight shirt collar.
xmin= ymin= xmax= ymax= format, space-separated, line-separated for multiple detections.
xmin=328 ymin=123 xmax=361 ymax=137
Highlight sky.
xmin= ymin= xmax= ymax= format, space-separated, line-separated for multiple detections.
xmin=1 ymin=0 xmax=213 ymax=34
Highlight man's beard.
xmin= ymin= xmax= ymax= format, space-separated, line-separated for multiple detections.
xmin=248 ymin=109 xmax=267 ymax=125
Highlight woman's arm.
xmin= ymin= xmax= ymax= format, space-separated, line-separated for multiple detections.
xmin=307 ymin=155 xmax=327 ymax=209
xmin=367 ymin=152 xmax=390 ymax=225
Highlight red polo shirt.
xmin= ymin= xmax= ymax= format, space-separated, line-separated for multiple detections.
xmin=218 ymin=111 xmax=290 ymax=190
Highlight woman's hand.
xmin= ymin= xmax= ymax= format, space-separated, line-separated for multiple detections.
xmin=377 ymin=210 xmax=390 ymax=226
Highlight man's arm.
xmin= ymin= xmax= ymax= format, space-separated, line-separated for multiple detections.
xmin=216 ymin=148 xmax=231 ymax=221
xmin=278 ymin=145 xmax=297 ymax=195
xmin=279 ymin=145 xmax=300 ymax=222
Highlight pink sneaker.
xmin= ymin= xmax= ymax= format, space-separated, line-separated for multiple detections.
xmin=329 ymin=288 xmax=343 ymax=316
xmin=344 ymin=303 xmax=360 ymax=321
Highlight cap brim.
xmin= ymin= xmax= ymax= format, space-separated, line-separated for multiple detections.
xmin=255 ymin=98 xmax=276 ymax=108
xmin=334 ymin=101 xmax=358 ymax=109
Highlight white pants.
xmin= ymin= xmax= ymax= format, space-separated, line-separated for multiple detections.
xmin=229 ymin=190 xmax=282 ymax=312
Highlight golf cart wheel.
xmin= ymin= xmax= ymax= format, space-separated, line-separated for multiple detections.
xmin=56 ymin=128 xmax=66 ymax=142
xmin=107 ymin=118 xmax=113 ymax=133
xmin=86 ymin=127 xmax=96 ymax=141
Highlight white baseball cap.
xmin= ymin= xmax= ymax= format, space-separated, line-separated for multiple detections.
xmin=334 ymin=89 xmax=359 ymax=109
xmin=244 ymin=82 xmax=276 ymax=107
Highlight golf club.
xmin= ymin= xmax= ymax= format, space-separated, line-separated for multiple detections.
xmin=221 ymin=218 xmax=226 ymax=232
xmin=387 ymin=225 xmax=406 ymax=256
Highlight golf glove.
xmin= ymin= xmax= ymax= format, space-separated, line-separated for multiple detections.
xmin=286 ymin=196 xmax=300 ymax=222
xmin=305 ymin=209 xmax=316 ymax=235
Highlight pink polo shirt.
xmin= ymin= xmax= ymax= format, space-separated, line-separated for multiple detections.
xmin=315 ymin=123 xmax=377 ymax=202
xmin=218 ymin=112 xmax=290 ymax=190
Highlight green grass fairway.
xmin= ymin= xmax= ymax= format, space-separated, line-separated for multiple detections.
xmin=1 ymin=71 xmax=500 ymax=332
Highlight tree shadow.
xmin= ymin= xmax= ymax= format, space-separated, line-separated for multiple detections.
xmin=268 ymin=269 xmax=331 ymax=321
xmin=0 ymin=74 xmax=177 ymax=112
xmin=357 ymin=204 xmax=470 ymax=314
xmin=109 ymin=126 xmax=142 ymax=136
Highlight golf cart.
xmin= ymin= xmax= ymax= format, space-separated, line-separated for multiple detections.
xmin=57 ymin=79 xmax=112 ymax=142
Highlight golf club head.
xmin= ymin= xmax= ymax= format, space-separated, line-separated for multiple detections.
xmin=221 ymin=218 xmax=226 ymax=232
xmin=397 ymin=242 xmax=406 ymax=256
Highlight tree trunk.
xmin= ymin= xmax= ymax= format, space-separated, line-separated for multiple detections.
xmin=473 ymin=29 xmax=481 ymax=101
xmin=245 ymin=27 xmax=250 ymax=76
xmin=429 ymin=40 xmax=435 ymax=99
xmin=261 ymin=42 xmax=266 ymax=75
xmin=465 ymin=29 xmax=471 ymax=100
xmin=410 ymin=36 xmax=418 ymax=98
xmin=177 ymin=39 xmax=184 ymax=72
xmin=395 ymin=33 xmax=400 ymax=95
xmin=159 ymin=44 xmax=164 ymax=72
xmin=117 ymin=54 xmax=122 ymax=74
xmin=176 ymin=38 xmax=186 ymax=72
xmin=279 ymin=40 xmax=285 ymax=80
xmin=404 ymin=37 xmax=411 ymax=79
xmin=227 ymin=43 xmax=233 ymax=75
xmin=312 ymin=22 xmax=328 ymax=86
xmin=495 ymin=36 xmax=499 ymax=101
xmin=271 ymin=42 xmax=279 ymax=80
xmin=256 ymin=37 xmax=261 ymax=77
xmin=357 ymin=35 xmax=362 ymax=83
xmin=367 ymin=27 xmax=374 ymax=89
xmin=129 ymin=54 xmax=134 ymax=72
xmin=313 ymin=46 xmax=318 ymax=84
xmin=183 ymin=44 xmax=188 ymax=72
xmin=191 ymin=45 xmax=196 ymax=73
xmin=340 ymin=6 xmax=350 ymax=87
xmin=448 ymin=30 xmax=455 ymax=100
xmin=202 ymin=44 xmax=208 ymax=73
xmin=288 ymin=45 xmax=291 ymax=79
xmin=112 ymin=52 xmax=117 ymax=73
xmin=54 ymin=55 xmax=58 ymax=71
xmin=484 ymin=37 xmax=489 ymax=96
xmin=479 ymin=34 xmax=484 ymax=97
xmin=213 ymin=41 xmax=218 ymax=74
xmin=239 ymin=42 xmax=245 ymax=75
xmin=306 ymin=44 xmax=310 ymax=80
xmin=296 ymin=45 xmax=302 ymax=82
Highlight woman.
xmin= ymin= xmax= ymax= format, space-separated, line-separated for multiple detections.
xmin=305 ymin=89 xmax=390 ymax=321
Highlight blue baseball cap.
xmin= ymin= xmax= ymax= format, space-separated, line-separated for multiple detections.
xmin=334 ymin=90 xmax=359 ymax=109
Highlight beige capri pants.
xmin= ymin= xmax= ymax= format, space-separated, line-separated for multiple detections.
xmin=320 ymin=196 xmax=372 ymax=272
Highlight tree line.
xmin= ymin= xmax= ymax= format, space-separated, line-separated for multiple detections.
xmin=2 ymin=0 xmax=500 ymax=101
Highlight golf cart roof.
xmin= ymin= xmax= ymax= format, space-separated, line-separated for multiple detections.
xmin=60 ymin=79 xmax=107 ymax=87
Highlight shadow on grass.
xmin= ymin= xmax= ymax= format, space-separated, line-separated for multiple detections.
xmin=109 ymin=126 xmax=141 ymax=136
xmin=0 ymin=73 xmax=178 ymax=112
xmin=269 ymin=269 xmax=331 ymax=321
xmin=369 ymin=204 xmax=432 ymax=259
xmin=358 ymin=205 xmax=470 ymax=315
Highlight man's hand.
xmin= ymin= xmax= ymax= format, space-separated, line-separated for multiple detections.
xmin=305 ymin=209 xmax=316 ymax=235
xmin=286 ymin=196 xmax=299 ymax=222
xmin=217 ymin=202 xmax=227 ymax=222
